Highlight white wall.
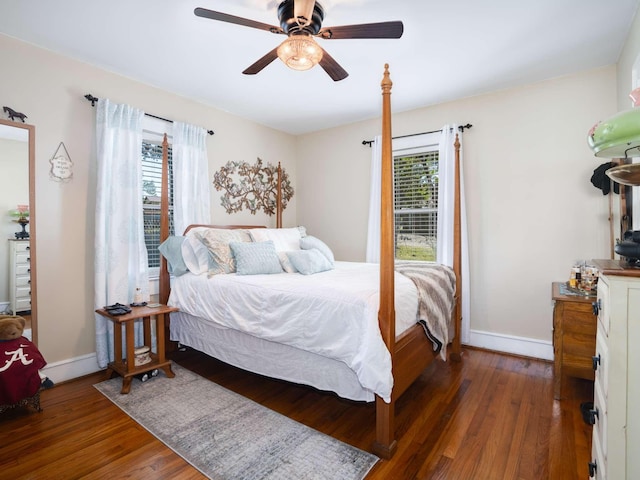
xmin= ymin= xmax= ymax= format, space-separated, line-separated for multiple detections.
xmin=0 ymin=34 xmax=296 ymax=380
xmin=296 ymin=65 xmax=617 ymax=357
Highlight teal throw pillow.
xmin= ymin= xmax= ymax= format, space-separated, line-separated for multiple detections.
xmin=286 ymin=249 xmax=334 ymax=275
xmin=230 ymin=241 xmax=284 ymax=275
xmin=158 ymin=236 xmax=189 ymax=276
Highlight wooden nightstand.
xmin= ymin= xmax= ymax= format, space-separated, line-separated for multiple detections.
xmin=551 ymin=282 xmax=597 ymax=400
xmin=95 ymin=304 xmax=178 ymax=394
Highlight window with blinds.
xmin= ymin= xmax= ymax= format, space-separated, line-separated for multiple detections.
xmin=142 ymin=141 xmax=174 ymax=270
xmin=393 ymin=150 xmax=439 ymax=261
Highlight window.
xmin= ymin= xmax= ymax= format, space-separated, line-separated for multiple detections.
xmin=393 ymin=133 xmax=440 ymax=261
xmin=141 ymin=140 xmax=174 ymax=272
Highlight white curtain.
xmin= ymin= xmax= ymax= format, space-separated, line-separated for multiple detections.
xmin=172 ymin=122 xmax=211 ymax=236
xmin=438 ymin=125 xmax=471 ymax=344
xmin=94 ymin=99 xmax=149 ymax=368
xmin=366 ymin=135 xmax=382 ymax=263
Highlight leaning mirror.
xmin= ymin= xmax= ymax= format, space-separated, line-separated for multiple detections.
xmin=0 ymin=118 xmax=37 ymax=344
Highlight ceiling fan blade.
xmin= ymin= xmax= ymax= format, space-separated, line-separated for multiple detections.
xmin=318 ymin=48 xmax=348 ymax=81
xmin=317 ymin=21 xmax=403 ymax=40
xmin=242 ymin=47 xmax=279 ymax=75
xmin=194 ymin=7 xmax=284 ymax=34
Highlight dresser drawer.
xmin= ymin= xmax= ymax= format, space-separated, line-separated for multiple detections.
xmin=591 ymin=428 xmax=607 ymax=480
xmin=13 ymin=241 xmax=30 ymax=253
xmin=562 ymin=331 xmax=596 ymax=379
xmin=15 ymin=264 xmax=31 ymax=276
xmin=14 ymin=297 xmax=31 ymax=312
xmin=15 ymin=252 xmax=30 ymax=264
xmin=596 ymin=280 xmax=610 ymax=336
xmin=594 ymin=322 xmax=609 ymax=400
xmin=594 ymin=378 xmax=607 ymax=459
xmin=562 ymin=302 xmax=597 ymax=333
xmin=14 ymin=275 xmax=31 ymax=288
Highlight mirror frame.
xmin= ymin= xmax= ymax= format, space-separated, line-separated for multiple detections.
xmin=0 ymin=118 xmax=37 ymax=345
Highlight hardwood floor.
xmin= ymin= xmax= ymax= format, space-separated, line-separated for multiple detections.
xmin=0 ymin=347 xmax=592 ymax=479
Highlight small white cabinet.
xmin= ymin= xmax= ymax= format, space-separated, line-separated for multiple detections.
xmin=8 ymin=239 xmax=31 ymax=315
xmin=589 ymin=260 xmax=640 ymax=480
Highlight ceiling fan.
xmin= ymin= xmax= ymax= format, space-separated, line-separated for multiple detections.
xmin=194 ymin=0 xmax=404 ymax=81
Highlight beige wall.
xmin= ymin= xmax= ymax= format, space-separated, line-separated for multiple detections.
xmin=0 ymin=34 xmax=296 ymax=369
xmin=297 ymin=65 xmax=617 ymax=348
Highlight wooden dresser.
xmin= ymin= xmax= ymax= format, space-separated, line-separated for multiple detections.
xmin=588 ymin=259 xmax=640 ymax=479
xmin=551 ymin=281 xmax=597 ymax=400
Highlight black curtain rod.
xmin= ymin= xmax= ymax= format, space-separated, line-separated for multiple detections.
xmin=361 ymin=123 xmax=472 ymax=147
xmin=84 ymin=94 xmax=214 ymax=136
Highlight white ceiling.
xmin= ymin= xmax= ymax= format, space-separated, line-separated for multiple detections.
xmin=0 ymin=0 xmax=638 ymax=135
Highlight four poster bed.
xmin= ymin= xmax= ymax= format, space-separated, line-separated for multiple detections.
xmin=157 ymin=64 xmax=462 ymax=459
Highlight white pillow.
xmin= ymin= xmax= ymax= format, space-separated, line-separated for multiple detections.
xmin=278 ymin=251 xmax=298 ymax=273
xmin=181 ymin=235 xmax=211 ymax=275
xmin=248 ymin=227 xmax=306 ymax=252
xmin=300 ymin=235 xmax=335 ymax=264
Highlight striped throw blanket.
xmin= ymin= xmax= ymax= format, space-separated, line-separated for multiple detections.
xmin=395 ymin=261 xmax=457 ymax=360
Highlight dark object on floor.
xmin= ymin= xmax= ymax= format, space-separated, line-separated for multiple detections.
xmin=580 ymin=401 xmax=594 ymax=425
xmin=41 ymin=377 xmax=54 ymax=389
xmin=135 ymin=369 xmax=159 ymax=383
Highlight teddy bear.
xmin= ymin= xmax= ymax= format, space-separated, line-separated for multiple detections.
xmin=0 ymin=314 xmax=53 ymax=410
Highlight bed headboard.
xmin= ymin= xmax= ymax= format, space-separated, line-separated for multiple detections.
xmin=182 ymin=224 xmax=266 ymax=235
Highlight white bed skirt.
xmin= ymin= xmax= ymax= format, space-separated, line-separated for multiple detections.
xmin=170 ymin=310 xmax=378 ymax=402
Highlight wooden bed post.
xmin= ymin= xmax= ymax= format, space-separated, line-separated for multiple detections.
xmin=451 ymin=134 xmax=463 ymax=361
xmin=372 ymin=63 xmax=398 ymax=460
xmin=277 ymin=162 xmax=283 ymax=228
xmin=159 ymin=134 xmax=170 ymax=306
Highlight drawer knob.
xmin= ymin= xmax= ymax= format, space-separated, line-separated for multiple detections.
xmin=592 ymin=354 xmax=601 ymax=371
xmin=591 ymin=300 xmax=600 ymax=316
xmin=588 ymin=460 xmax=597 ymax=477
xmin=588 ymin=407 xmax=599 ymax=425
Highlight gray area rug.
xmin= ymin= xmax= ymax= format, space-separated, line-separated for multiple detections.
xmin=94 ymin=363 xmax=378 ymax=480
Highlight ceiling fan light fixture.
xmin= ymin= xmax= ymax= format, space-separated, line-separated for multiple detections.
xmin=276 ymin=35 xmax=323 ymax=71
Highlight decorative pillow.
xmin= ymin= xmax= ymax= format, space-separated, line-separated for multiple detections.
xmin=278 ymin=251 xmax=298 ymax=273
xmin=157 ymin=236 xmax=189 ymax=276
xmin=195 ymin=228 xmax=252 ymax=274
xmin=249 ymin=226 xmax=307 ymax=252
xmin=229 ymin=241 xmax=283 ymax=275
xmin=181 ymin=235 xmax=211 ymax=275
xmin=300 ymin=235 xmax=335 ymax=264
xmin=286 ymin=249 xmax=334 ymax=275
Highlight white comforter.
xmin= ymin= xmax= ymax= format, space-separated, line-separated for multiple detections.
xmin=168 ymin=261 xmax=419 ymax=402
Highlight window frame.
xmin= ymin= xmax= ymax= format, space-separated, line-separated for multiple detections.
xmin=141 ymin=118 xmax=173 ymax=280
xmin=392 ymin=132 xmax=441 ymax=261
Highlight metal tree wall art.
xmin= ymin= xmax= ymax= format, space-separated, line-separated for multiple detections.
xmin=213 ymin=158 xmax=294 ymax=215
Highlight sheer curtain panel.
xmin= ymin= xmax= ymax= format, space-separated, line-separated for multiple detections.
xmin=172 ymin=122 xmax=211 ymax=236
xmin=94 ymin=99 xmax=149 ymax=368
xmin=438 ymin=124 xmax=471 ymax=344
xmin=366 ymin=135 xmax=382 ymax=263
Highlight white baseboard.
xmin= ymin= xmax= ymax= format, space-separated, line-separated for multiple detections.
xmin=466 ymin=329 xmax=554 ymax=361
xmin=41 ymin=352 xmax=102 ymax=384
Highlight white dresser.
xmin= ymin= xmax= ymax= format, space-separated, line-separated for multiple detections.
xmin=8 ymin=239 xmax=31 ymax=315
xmin=589 ymin=259 xmax=640 ymax=480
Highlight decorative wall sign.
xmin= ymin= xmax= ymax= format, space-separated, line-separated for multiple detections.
xmin=49 ymin=142 xmax=73 ymax=182
xmin=213 ymin=158 xmax=294 ymax=215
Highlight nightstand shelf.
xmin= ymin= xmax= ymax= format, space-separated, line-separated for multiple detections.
xmin=551 ymin=282 xmax=597 ymax=400
xmin=95 ymin=304 xmax=178 ymax=394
